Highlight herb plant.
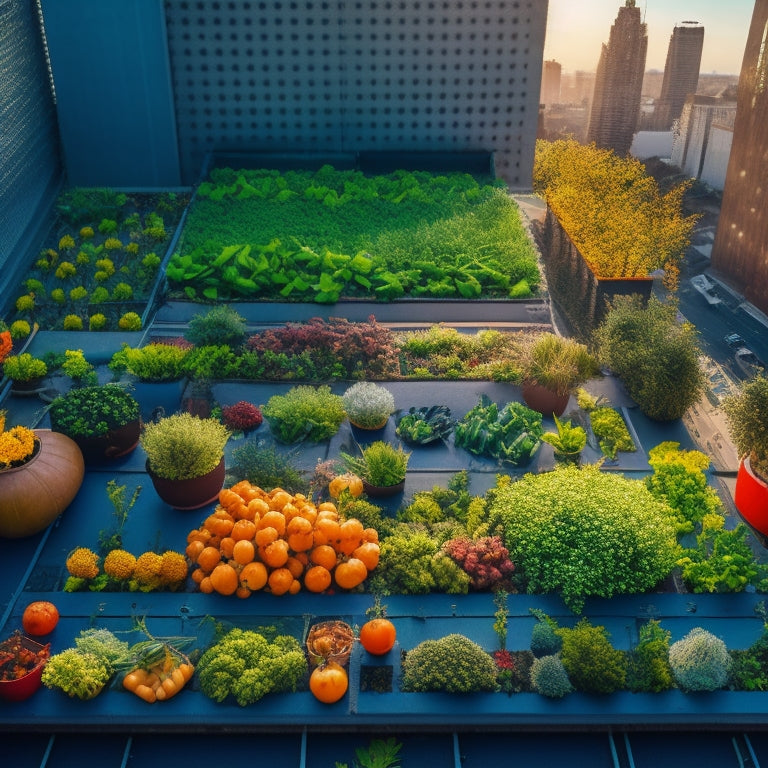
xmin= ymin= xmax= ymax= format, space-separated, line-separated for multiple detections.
xmin=262 ymin=385 xmax=346 ymax=443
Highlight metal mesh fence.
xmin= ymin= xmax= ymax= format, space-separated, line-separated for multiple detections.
xmin=0 ymin=0 xmax=62 ymax=310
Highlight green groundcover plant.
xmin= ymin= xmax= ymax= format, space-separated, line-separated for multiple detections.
xmin=168 ymin=166 xmax=540 ymax=302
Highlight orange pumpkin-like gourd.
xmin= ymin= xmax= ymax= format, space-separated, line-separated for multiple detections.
xmin=309 ymin=661 xmax=349 ymax=703
xmin=328 ymin=473 xmax=364 ymax=499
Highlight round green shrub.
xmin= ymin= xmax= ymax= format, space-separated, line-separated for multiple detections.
xmin=9 ymin=320 xmax=31 ymax=339
xmin=186 ymin=304 xmax=247 ymax=349
xmin=593 ymin=295 xmax=706 ymax=422
xmin=401 ymin=634 xmax=498 ymax=693
xmin=118 ymin=312 xmax=142 ymax=331
xmin=486 ymin=465 xmax=678 ymax=613
xmin=262 ymin=385 xmax=345 ymax=444
xmin=557 ymin=618 xmax=626 ymax=694
xmin=89 ymin=313 xmax=108 ymax=331
xmin=531 ymin=620 xmax=563 ymax=658
xmin=668 ymin=627 xmax=732 ymax=692
xmin=63 ymin=314 xmax=84 ymax=330
xmin=530 ymin=654 xmax=573 ymax=698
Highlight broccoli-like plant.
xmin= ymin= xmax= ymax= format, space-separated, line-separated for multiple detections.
xmin=668 ymin=627 xmax=732 ymax=692
xmin=530 ymin=654 xmax=573 ymax=699
xmin=197 ymin=629 xmax=307 ymax=705
xmin=401 ymin=634 xmax=498 ymax=693
xmin=557 ymin=618 xmax=626 ymax=694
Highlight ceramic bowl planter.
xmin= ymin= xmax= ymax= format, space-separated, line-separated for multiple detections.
xmin=47 ymin=384 xmax=141 ymax=463
xmin=146 ymin=457 xmax=226 ymax=510
xmin=0 ymin=429 xmax=85 ymax=538
xmin=521 ymin=382 xmax=571 ymax=419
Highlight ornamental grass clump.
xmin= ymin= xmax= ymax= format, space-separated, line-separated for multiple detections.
xmin=140 ymin=413 xmax=230 ymax=480
xmin=486 ymin=465 xmax=679 ymax=613
xmin=401 ymin=634 xmax=498 ymax=693
xmin=668 ymin=627 xmax=732 ymax=692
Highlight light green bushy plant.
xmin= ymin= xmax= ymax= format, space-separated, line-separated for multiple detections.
xmin=529 ymin=654 xmax=573 ymax=698
xmin=721 ymin=374 xmax=768 ymax=480
xmin=668 ymin=627 xmax=732 ymax=692
xmin=110 ymin=342 xmax=189 ymax=382
xmin=185 ymin=304 xmax=247 ymax=349
xmin=486 ymin=465 xmax=679 ymax=613
xmin=140 ymin=413 xmax=230 ymax=480
xmin=401 ymin=634 xmax=498 ymax=693
xmin=262 ymin=385 xmax=345 ymax=443
xmin=2 ymin=352 xmax=47 ymax=382
xmin=341 ymin=440 xmax=410 ymax=487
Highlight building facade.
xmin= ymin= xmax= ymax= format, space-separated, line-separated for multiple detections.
xmin=711 ymin=0 xmax=768 ymax=315
xmin=653 ymin=22 xmax=705 ymax=130
xmin=671 ymin=94 xmax=736 ymax=189
xmin=586 ymin=0 xmax=648 ymax=156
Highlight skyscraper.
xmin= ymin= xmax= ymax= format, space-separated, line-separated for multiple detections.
xmin=653 ymin=22 xmax=705 ymax=130
xmin=540 ymin=59 xmax=562 ymax=107
xmin=586 ymin=0 xmax=648 ymax=155
xmin=711 ymin=0 xmax=768 ymax=317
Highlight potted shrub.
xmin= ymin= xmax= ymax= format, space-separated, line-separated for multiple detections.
xmin=721 ymin=375 xmax=768 ymax=539
xmin=519 ymin=333 xmax=599 ymax=417
xmin=340 ymin=440 xmax=410 ymax=496
xmin=541 ymin=414 xmax=587 ymax=464
xmin=140 ymin=412 xmax=230 ymax=509
xmin=48 ymin=384 xmax=141 ymax=462
xmin=109 ymin=342 xmax=190 ymax=421
xmin=2 ymin=352 xmax=48 ymax=393
xmin=342 ymin=381 xmax=396 ymax=430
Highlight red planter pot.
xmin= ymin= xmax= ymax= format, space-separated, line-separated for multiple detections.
xmin=68 ymin=419 xmax=141 ymax=464
xmin=146 ymin=457 xmax=226 ymax=510
xmin=734 ymin=456 xmax=768 ymax=538
xmin=521 ymin=382 xmax=570 ymax=418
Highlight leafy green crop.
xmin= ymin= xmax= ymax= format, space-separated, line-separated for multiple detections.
xmin=169 ymin=166 xmax=540 ymax=302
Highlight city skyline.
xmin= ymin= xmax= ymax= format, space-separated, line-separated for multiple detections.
xmin=544 ymin=0 xmax=755 ymax=75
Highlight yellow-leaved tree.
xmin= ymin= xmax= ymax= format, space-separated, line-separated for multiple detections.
xmin=533 ymin=139 xmax=697 ymax=289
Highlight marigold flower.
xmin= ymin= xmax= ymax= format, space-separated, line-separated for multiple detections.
xmin=103 ymin=549 xmax=137 ymax=581
xmin=0 ymin=330 xmax=12 ymax=364
xmin=159 ymin=551 xmax=188 ymax=586
xmin=66 ymin=548 xmax=100 ymax=580
xmin=133 ymin=551 xmax=163 ymax=589
xmin=0 ymin=425 xmax=37 ymax=468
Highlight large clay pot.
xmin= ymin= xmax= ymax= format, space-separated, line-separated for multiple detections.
xmin=146 ymin=457 xmax=225 ymax=510
xmin=734 ymin=456 xmax=768 ymax=540
xmin=521 ymin=381 xmax=570 ymax=418
xmin=0 ymin=430 xmax=85 ymax=538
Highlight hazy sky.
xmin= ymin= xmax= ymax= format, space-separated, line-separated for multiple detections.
xmin=544 ymin=0 xmax=756 ymax=75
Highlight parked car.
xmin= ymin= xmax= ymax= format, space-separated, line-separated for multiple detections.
xmin=734 ymin=346 xmax=766 ymax=378
xmin=725 ymin=333 xmax=746 ymax=348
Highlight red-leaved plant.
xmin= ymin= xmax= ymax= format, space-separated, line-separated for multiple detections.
xmin=442 ymin=535 xmax=516 ymax=591
xmin=221 ymin=401 xmax=263 ymax=432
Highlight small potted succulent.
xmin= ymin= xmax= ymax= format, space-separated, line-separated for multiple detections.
xmin=0 ymin=630 xmax=51 ymax=701
xmin=519 ymin=333 xmax=600 ymax=417
xmin=48 ymin=384 xmax=141 ymax=462
xmin=342 ymin=381 xmax=396 ymax=430
xmin=721 ymin=375 xmax=768 ymax=539
xmin=340 ymin=440 xmax=410 ymax=496
xmin=140 ymin=412 xmax=230 ymax=509
xmin=2 ymin=352 xmax=48 ymax=394
xmin=541 ymin=414 xmax=588 ymax=465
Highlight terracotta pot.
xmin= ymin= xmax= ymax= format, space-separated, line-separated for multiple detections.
xmin=146 ymin=457 xmax=226 ymax=510
xmin=521 ymin=381 xmax=570 ymax=418
xmin=734 ymin=456 xmax=768 ymax=538
xmin=363 ymin=479 xmax=405 ymax=498
xmin=68 ymin=418 xmax=141 ymax=464
xmin=0 ymin=430 xmax=85 ymax=538
xmin=349 ymin=417 xmax=389 ymax=431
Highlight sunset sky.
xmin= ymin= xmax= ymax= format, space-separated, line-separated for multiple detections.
xmin=543 ymin=0 xmax=756 ymax=75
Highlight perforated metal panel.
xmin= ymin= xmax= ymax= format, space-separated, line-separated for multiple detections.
xmin=0 ymin=0 xmax=62 ymax=308
xmin=165 ymin=0 xmax=547 ymax=186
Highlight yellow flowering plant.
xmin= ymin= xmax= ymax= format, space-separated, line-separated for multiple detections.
xmin=0 ymin=412 xmax=37 ymax=469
